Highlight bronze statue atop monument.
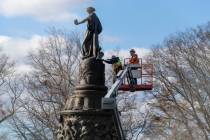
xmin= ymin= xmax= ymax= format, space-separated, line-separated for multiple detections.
xmin=74 ymin=7 xmax=102 ymax=59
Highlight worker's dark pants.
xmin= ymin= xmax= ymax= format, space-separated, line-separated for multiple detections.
xmin=131 ymin=68 xmax=138 ymax=85
xmin=133 ymin=78 xmax=137 ymax=85
xmin=113 ymin=73 xmax=117 ymax=83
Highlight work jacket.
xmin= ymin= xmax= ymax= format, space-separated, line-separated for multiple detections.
xmin=104 ymin=57 xmax=122 ymax=74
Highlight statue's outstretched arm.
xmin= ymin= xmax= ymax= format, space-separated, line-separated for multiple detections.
xmin=74 ymin=18 xmax=88 ymax=25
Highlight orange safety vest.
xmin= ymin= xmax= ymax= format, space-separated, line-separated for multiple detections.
xmin=129 ymin=54 xmax=139 ymax=64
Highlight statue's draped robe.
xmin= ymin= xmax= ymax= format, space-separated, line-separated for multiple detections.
xmin=82 ymin=13 xmax=102 ymax=58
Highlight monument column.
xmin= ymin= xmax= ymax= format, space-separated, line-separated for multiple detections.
xmin=57 ymin=57 xmax=122 ymax=140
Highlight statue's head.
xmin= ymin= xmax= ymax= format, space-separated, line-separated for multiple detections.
xmin=87 ymin=6 xmax=95 ymax=14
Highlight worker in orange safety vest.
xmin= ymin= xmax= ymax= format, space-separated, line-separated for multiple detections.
xmin=129 ymin=49 xmax=139 ymax=85
xmin=129 ymin=49 xmax=139 ymax=64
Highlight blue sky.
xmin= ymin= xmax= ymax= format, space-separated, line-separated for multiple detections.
xmin=0 ymin=0 xmax=210 ymax=56
xmin=94 ymin=0 xmax=210 ymax=49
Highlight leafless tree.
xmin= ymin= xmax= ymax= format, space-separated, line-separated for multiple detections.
xmin=0 ymin=52 xmax=20 ymax=124
xmin=117 ymin=93 xmax=153 ymax=140
xmin=0 ymin=132 xmax=9 ymax=140
xmin=144 ymin=22 xmax=210 ymax=140
xmin=9 ymin=28 xmax=81 ymax=139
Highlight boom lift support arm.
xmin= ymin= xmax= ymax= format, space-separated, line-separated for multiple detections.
xmin=102 ymin=66 xmax=134 ymax=140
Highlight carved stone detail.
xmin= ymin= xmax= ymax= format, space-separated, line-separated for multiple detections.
xmin=79 ymin=57 xmax=105 ymax=85
xmin=64 ymin=58 xmax=107 ymax=111
xmin=57 ymin=112 xmax=118 ymax=140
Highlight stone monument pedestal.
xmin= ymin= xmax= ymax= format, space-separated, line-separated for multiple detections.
xmin=57 ymin=57 xmax=122 ymax=140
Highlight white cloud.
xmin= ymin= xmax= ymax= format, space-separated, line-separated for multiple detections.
xmin=0 ymin=35 xmax=43 ymax=60
xmin=0 ymin=0 xmax=91 ymax=22
xmin=16 ymin=64 xmax=33 ymax=74
xmin=0 ymin=35 xmax=44 ymax=73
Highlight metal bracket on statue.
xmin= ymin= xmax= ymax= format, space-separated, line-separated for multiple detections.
xmin=101 ymin=98 xmax=116 ymax=110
